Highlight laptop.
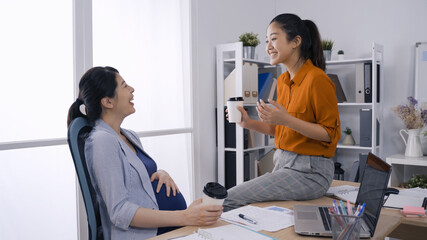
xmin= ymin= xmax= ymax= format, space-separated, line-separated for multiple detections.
xmin=293 ymin=153 xmax=392 ymax=238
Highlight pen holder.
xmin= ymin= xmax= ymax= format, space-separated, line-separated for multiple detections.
xmin=330 ymin=213 xmax=363 ymax=240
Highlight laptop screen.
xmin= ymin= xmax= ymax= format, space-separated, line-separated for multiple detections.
xmin=355 ymin=153 xmax=391 ymax=236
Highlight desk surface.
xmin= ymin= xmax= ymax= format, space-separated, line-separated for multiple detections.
xmin=149 ymin=180 xmax=427 ymax=240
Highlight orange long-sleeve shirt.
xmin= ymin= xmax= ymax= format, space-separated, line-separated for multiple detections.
xmin=274 ymin=59 xmax=340 ymax=158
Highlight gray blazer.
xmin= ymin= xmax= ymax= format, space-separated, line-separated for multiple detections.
xmin=85 ymin=119 xmax=159 ymax=240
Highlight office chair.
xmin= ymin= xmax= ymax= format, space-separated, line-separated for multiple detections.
xmin=67 ymin=117 xmax=103 ymax=240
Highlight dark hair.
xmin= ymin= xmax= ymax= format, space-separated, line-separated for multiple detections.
xmin=67 ymin=66 xmax=119 ymax=126
xmin=270 ymin=13 xmax=325 ymax=71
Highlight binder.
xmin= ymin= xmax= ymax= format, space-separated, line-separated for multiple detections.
xmin=224 ymin=62 xmax=258 ymax=104
xmin=355 ymin=63 xmax=379 ymax=103
xmin=359 ymin=109 xmax=372 ymax=147
xmin=225 ymin=151 xmax=253 ymax=189
xmin=224 ymin=106 xmax=249 ymax=149
xmin=364 ymin=63 xmax=372 ymax=103
xmin=355 ymin=63 xmax=365 ymax=103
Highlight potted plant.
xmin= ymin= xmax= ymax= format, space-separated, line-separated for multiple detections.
xmin=337 ymin=50 xmax=345 ymax=61
xmin=406 ymin=174 xmax=427 ymax=188
xmin=239 ymin=32 xmax=260 ymax=59
xmin=342 ymin=127 xmax=355 ymax=145
xmin=322 ymin=39 xmax=334 ymax=61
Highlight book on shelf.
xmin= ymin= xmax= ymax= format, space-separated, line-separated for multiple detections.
xmin=257 ymin=149 xmax=275 ymax=176
xmin=258 ymin=72 xmax=273 ymax=102
xmin=268 ymin=78 xmax=277 ymax=101
xmin=327 ymin=74 xmax=347 ymax=103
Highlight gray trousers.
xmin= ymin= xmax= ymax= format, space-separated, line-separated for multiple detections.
xmin=223 ymin=149 xmax=334 ymax=212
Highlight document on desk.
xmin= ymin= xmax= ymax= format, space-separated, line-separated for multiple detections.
xmin=326 ymin=185 xmax=359 ymax=203
xmin=171 ymin=224 xmax=277 ymax=240
xmin=220 ymin=205 xmax=294 ymax=232
xmin=384 ymin=194 xmax=426 ymax=209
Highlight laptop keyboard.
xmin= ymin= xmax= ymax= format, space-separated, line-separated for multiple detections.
xmin=318 ymin=207 xmax=332 ymax=231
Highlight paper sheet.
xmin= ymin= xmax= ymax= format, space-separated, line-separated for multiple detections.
xmin=384 ymin=194 xmax=425 ymax=209
xmin=172 ymin=224 xmax=276 ymax=240
xmin=399 ymin=187 xmax=427 ymax=198
xmin=220 ymin=205 xmax=294 ymax=232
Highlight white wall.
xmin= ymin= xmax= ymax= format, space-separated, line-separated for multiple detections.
xmin=192 ymin=0 xmax=427 ymax=190
xmin=192 ymin=0 xmax=276 ymax=197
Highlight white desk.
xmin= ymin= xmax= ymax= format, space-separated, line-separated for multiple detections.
xmin=386 ymin=154 xmax=427 ymax=187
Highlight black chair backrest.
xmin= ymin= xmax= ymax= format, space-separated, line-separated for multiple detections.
xmin=67 ymin=117 xmax=103 ymax=240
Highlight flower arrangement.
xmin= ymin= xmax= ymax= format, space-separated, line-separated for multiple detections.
xmin=238 ymin=32 xmax=260 ymax=47
xmin=392 ymin=96 xmax=427 ymax=130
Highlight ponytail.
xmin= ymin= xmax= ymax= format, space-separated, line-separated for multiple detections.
xmin=302 ymin=20 xmax=325 ymax=71
xmin=270 ymin=14 xmax=325 ymax=71
xmin=67 ymin=98 xmax=88 ymax=127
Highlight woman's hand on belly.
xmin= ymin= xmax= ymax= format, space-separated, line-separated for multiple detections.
xmin=150 ymin=169 xmax=179 ymax=197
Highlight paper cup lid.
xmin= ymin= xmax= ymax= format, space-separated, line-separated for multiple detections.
xmin=203 ymin=182 xmax=228 ymax=199
xmin=228 ymin=97 xmax=244 ymax=101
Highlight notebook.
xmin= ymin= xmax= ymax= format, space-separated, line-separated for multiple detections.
xmin=293 ymin=153 xmax=391 ymax=238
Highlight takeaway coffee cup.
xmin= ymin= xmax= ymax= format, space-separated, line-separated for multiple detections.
xmin=226 ymin=97 xmax=244 ymax=123
xmin=202 ymin=182 xmax=228 ymax=206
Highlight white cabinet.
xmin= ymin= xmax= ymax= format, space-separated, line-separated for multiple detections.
xmin=326 ymin=43 xmax=384 ymax=180
xmin=386 ymin=154 xmax=427 ymax=187
xmin=216 ymin=42 xmax=280 ymax=187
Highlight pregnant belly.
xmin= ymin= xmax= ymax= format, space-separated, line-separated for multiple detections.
xmin=151 ymin=179 xmax=187 ymax=211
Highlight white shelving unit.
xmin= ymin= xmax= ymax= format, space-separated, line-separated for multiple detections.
xmin=327 ymin=43 xmax=384 ymax=180
xmin=386 ymin=154 xmax=427 ymax=187
xmin=216 ymin=42 xmax=279 ymax=186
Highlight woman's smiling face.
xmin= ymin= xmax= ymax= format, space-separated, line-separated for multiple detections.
xmin=112 ymin=73 xmax=135 ymax=118
xmin=265 ymin=22 xmax=296 ymax=66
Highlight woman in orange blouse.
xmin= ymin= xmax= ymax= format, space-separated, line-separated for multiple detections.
xmin=223 ymin=13 xmax=340 ymax=211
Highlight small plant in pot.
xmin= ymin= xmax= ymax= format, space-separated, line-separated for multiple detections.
xmin=239 ymin=32 xmax=260 ymax=59
xmin=405 ymin=174 xmax=427 ymax=188
xmin=342 ymin=127 xmax=355 ymax=145
xmin=337 ymin=50 xmax=345 ymax=60
xmin=322 ymin=39 xmax=334 ymax=61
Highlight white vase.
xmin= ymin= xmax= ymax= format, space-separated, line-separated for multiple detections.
xmin=243 ymin=46 xmax=255 ymax=59
xmin=342 ymin=134 xmax=355 ymax=145
xmin=338 ymin=54 xmax=344 ymax=60
xmin=323 ymin=50 xmax=331 ymax=61
xmin=400 ymin=128 xmax=423 ymax=157
xmin=421 ymin=126 xmax=427 ymax=156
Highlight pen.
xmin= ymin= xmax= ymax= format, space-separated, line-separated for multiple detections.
xmin=346 ymin=200 xmax=352 ymax=215
xmin=238 ymin=213 xmax=257 ymax=224
xmin=356 ymin=203 xmax=366 ymax=216
xmin=340 ymin=200 xmax=348 ymax=215
xmin=333 ymin=200 xmax=341 ymax=215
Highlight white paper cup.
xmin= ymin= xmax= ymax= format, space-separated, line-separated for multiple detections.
xmin=227 ymin=97 xmax=244 ymax=123
xmin=201 ymin=182 xmax=228 ymax=206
